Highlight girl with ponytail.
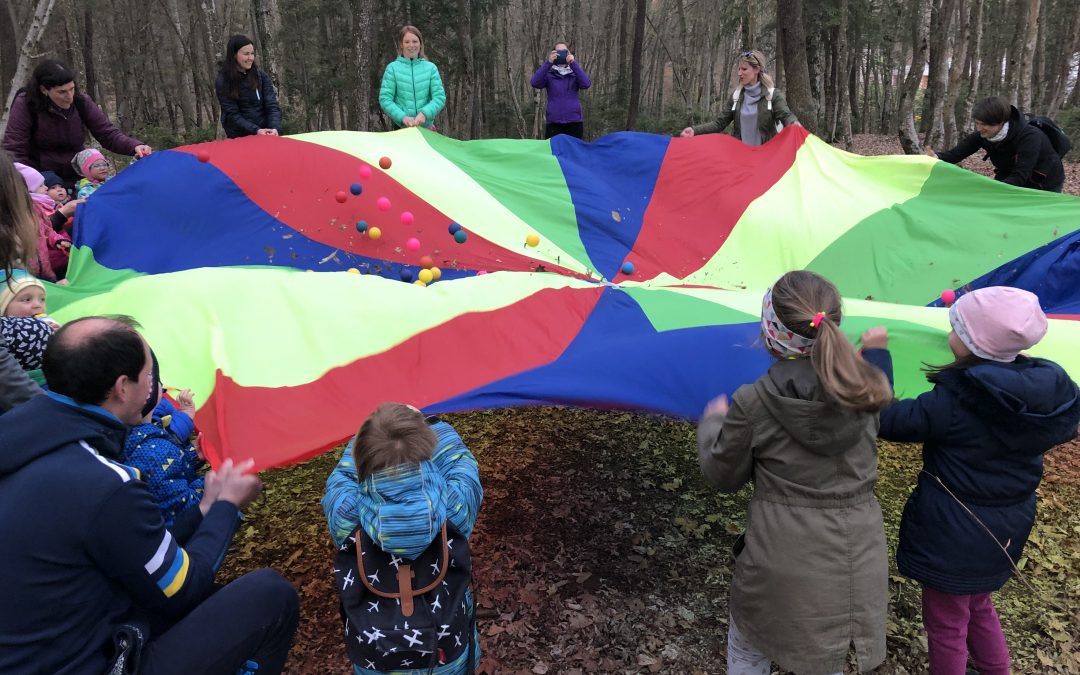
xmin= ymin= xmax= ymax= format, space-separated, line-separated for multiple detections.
xmin=697 ymin=270 xmax=891 ymax=674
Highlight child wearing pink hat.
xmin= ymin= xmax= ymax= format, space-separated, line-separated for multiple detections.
xmin=13 ymin=162 xmax=74 ymax=280
xmin=71 ymin=148 xmax=113 ymax=199
xmin=860 ymin=287 xmax=1080 ymax=675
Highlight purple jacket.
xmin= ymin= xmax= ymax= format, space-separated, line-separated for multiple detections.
xmin=530 ymin=61 xmax=591 ymax=124
xmin=2 ymin=91 xmax=143 ymax=182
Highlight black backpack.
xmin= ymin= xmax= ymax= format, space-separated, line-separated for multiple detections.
xmin=1026 ymin=114 xmax=1072 ymax=158
xmin=335 ymin=521 xmax=476 ymax=673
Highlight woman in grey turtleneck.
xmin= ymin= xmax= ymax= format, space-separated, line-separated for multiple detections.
xmin=679 ymin=50 xmax=799 ymax=146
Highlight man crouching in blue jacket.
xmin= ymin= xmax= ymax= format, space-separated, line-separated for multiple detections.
xmin=0 ymin=316 xmax=299 ymax=675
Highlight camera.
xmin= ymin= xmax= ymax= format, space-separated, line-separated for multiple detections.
xmin=554 ymin=49 xmax=568 ymax=65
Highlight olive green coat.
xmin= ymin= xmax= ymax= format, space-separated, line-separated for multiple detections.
xmin=697 ymin=357 xmax=887 ymax=674
xmin=692 ymin=86 xmax=799 ymax=144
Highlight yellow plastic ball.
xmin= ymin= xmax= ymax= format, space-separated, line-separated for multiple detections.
xmin=346 ymin=267 xmax=360 ymax=275
xmin=413 ymin=279 xmax=427 ymax=287
xmin=525 ymin=233 xmax=540 ymax=247
xmin=418 ymin=268 xmax=434 ymax=284
xmin=430 ymin=266 xmax=442 ymax=280
xmin=368 ymin=227 xmax=382 ymax=240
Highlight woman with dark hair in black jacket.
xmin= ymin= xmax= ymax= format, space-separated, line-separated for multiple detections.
xmin=214 ymin=35 xmax=282 ymax=138
xmin=926 ymin=96 xmax=1064 ymax=192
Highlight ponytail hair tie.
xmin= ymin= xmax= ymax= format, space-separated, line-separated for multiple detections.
xmin=810 ymin=312 xmax=827 ymax=330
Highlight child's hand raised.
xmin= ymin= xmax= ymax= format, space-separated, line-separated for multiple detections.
xmin=176 ymin=388 xmax=196 ymax=416
xmin=703 ymin=394 xmax=730 ymax=418
xmin=861 ymin=326 xmax=889 ymax=350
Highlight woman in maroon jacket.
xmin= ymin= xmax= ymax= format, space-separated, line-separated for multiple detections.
xmin=2 ymin=60 xmax=152 ymax=184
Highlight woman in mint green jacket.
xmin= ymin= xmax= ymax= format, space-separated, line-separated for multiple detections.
xmin=379 ymin=25 xmax=446 ymax=130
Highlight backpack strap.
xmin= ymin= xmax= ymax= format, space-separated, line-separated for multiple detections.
xmin=732 ymin=85 xmax=775 ymax=111
xmin=356 ymin=522 xmax=449 ymax=618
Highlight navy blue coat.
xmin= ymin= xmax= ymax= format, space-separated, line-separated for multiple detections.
xmin=215 ymin=68 xmax=281 ymax=138
xmin=863 ymin=349 xmax=1079 ymax=594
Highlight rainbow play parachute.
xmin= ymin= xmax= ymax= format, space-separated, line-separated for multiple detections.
xmin=49 ymin=126 xmax=1080 ymax=469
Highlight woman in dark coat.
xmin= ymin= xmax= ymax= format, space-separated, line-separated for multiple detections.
xmin=2 ymin=60 xmax=151 ymax=183
xmin=215 ymin=35 xmax=282 ymax=139
xmin=927 ymin=96 xmax=1064 ymax=192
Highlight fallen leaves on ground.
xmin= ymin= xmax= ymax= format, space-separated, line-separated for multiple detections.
xmin=219 ymin=407 xmax=1080 ymax=674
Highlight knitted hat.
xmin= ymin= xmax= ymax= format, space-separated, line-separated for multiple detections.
xmin=40 ymin=171 xmax=65 ymax=188
xmin=0 ymin=270 xmax=46 ymax=315
xmin=71 ymin=148 xmax=107 ymax=178
xmin=949 ymin=286 xmax=1047 ymax=362
xmin=14 ymin=163 xmax=44 ymax=192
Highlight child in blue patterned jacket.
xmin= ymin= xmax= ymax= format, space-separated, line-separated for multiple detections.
xmin=323 ymin=403 xmax=483 ymax=675
xmin=122 ymin=351 xmax=205 ymax=526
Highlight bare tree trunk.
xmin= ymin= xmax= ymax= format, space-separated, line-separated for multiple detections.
xmin=777 ymin=0 xmax=817 ymax=130
xmin=942 ymin=0 xmax=968 ymax=146
xmin=879 ymin=2 xmax=904 ymax=133
xmin=79 ymin=3 xmax=98 ymax=103
xmin=1017 ymin=0 xmax=1041 ymax=110
xmin=252 ymin=0 xmax=286 ymax=107
xmin=625 ymin=0 xmax=645 ymax=130
xmin=1046 ymin=0 xmax=1080 ymax=115
xmin=1004 ymin=0 xmax=1028 ymax=104
xmin=1 ymin=0 xmax=58 ymax=133
xmin=0 ymin=0 xmax=17 ymax=104
xmin=774 ymin=11 xmax=785 ymax=87
xmin=837 ymin=0 xmax=852 ymax=148
xmin=898 ymin=0 xmax=930 ymax=154
xmin=823 ymin=28 xmax=839 ymax=141
xmin=456 ymin=0 xmax=479 ymax=138
xmin=960 ymin=0 xmax=983 ymax=127
xmin=923 ymin=0 xmax=956 ymax=149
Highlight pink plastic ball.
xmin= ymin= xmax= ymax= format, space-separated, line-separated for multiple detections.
xmin=941 ymin=289 xmax=956 ymax=306
xmin=359 ymin=165 xmax=373 ymax=179
xmin=400 ymin=211 xmax=414 ymax=225
xmin=406 ymin=237 xmax=421 ymax=251
xmin=376 ymin=197 xmax=391 ymax=211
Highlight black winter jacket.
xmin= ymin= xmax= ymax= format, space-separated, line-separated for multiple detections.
xmin=215 ymin=68 xmax=282 ymax=138
xmin=864 ymin=349 xmax=1079 ymax=594
xmin=0 ymin=392 xmax=240 ymax=672
xmin=937 ymin=105 xmax=1064 ymax=192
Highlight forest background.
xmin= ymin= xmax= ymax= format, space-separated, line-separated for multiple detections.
xmin=3 ymin=0 xmax=1080 ymax=152
xmin=4 ymin=1 xmax=1080 ymax=673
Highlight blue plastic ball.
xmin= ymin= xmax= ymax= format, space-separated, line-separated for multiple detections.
xmin=621 ymin=261 xmax=635 ymax=275
xmin=453 ymin=230 xmax=468 ymax=244
xmin=355 ymin=220 xmax=368 ymax=233
xmin=350 ymin=182 xmax=363 ymax=196
xmin=448 ymin=222 xmax=462 ymax=235
xmin=400 ymin=268 xmax=414 ymax=282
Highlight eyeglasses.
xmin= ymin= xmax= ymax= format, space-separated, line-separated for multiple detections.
xmin=739 ymin=51 xmax=759 ymax=63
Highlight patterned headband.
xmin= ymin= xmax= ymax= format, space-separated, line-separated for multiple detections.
xmin=760 ymin=286 xmax=816 ymax=358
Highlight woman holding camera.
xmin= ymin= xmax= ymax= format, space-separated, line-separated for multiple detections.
xmin=530 ymin=41 xmax=591 ymax=139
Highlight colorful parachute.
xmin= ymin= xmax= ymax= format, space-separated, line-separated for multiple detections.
xmin=49 ymin=126 xmax=1080 ymax=469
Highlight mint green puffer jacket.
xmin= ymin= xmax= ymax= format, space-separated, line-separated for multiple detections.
xmin=378 ymin=56 xmax=446 ymax=129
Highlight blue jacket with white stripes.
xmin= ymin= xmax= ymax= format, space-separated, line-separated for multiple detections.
xmin=0 ymin=392 xmax=240 ymax=674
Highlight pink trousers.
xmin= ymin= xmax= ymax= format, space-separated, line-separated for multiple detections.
xmin=922 ymin=586 xmax=1010 ymax=675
